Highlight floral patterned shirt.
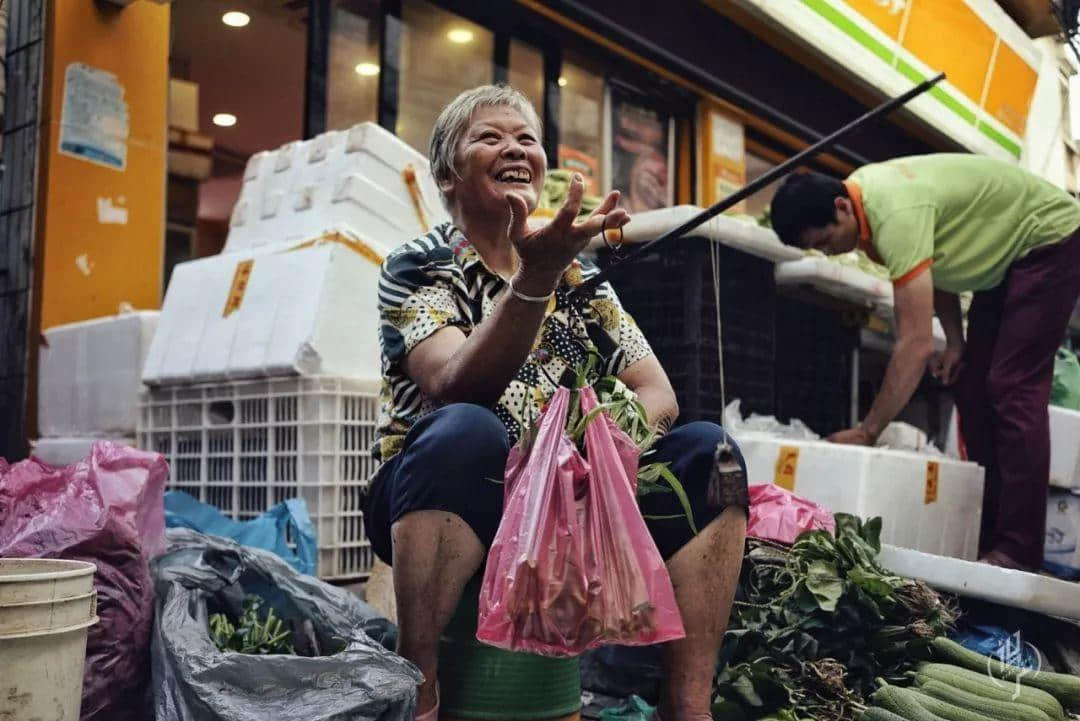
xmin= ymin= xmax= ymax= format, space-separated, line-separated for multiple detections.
xmin=374 ymin=221 xmax=653 ymax=463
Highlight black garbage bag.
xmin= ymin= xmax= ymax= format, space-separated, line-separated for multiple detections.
xmin=152 ymin=528 xmax=422 ymax=721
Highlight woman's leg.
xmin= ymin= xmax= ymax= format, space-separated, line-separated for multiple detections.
xmin=640 ymin=422 xmax=748 ymax=721
xmin=365 ymin=404 xmax=509 ymax=713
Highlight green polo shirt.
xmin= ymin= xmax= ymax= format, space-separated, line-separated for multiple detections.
xmin=849 ymin=154 xmax=1080 ymax=293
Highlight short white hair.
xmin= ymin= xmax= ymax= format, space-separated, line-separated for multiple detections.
xmin=428 ymin=84 xmax=543 ymax=204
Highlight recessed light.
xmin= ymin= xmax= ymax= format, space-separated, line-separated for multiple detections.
xmin=557 ymin=76 xmax=567 ymax=87
xmin=355 ymin=62 xmax=380 ymax=77
xmin=213 ymin=113 xmax=237 ymax=127
xmin=222 ymin=11 xmax=250 ymax=28
xmin=446 ymin=28 xmax=474 ymax=44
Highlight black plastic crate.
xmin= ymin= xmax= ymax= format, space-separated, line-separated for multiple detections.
xmin=601 ymin=238 xmax=777 ymax=426
xmin=774 ymin=298 xmax=857 ymax=435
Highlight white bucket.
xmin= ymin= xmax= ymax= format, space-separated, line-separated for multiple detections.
xmin=0 ymin=558 xmax=98 ymax=721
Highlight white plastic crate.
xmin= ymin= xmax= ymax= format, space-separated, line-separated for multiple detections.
xmin=137 ymin=376 xmax=380 ymax=580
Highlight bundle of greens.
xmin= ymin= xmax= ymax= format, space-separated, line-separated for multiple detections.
xmin=209 ymin=595 xmax=295 ymax=655
xmin=714 ymin=515 xmax=958 ymax=721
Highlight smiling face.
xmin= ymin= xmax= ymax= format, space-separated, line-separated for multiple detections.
xmin=442 ymin=104 xmax=546 ymax=219
xmin=799 ymin=196 xmax=860 ymax=255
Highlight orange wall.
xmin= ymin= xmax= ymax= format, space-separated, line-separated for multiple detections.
xmin=39 ymin=1 xmax=169 ymax=329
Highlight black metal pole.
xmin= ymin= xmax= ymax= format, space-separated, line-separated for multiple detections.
xmin=570 ymin=72 xmax=946 ymax=297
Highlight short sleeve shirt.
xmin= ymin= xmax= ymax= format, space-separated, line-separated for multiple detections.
xmin=850 ymin=154 xmax=1080 ymax=293
xmin=374 ymin=222 xmax=653 ymax=463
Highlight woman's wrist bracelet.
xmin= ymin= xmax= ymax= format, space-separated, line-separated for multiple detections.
xmin=509 ymin=277 xmax=556 ymax=303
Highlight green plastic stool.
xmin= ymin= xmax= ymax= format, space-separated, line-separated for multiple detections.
xmin=437 ymin=576 xmax=581 ymax=721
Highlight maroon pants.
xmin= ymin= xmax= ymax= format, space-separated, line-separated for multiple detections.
xmin=954 ymin=227 xmax=1080 ymax=568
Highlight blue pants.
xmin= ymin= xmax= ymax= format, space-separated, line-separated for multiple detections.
xmin=363 ymin=404 xmax=747 ymax=565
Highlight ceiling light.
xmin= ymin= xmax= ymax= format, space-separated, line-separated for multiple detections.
xmin=355 ymin=62 xmax=380 ymax=77
xmin=557 ymin=76 xmax=567 ymax=87
xmin=213 ymin=113 xmax=237 ymax=127
xmin=446 ymin=28 xmax=474 ymax=44
xmin=222 ymin=11 xmax=250 ymax=27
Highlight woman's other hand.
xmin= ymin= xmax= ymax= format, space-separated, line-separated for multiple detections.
xmin=506 ymin=174 xmax=630 ymax=294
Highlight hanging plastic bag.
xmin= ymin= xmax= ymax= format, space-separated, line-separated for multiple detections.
xmin=0 ymin=441 xmax=167 ymax=721
xmin=164 ymin=490 xmax=318 ymax=576
xmin=477 ymin=386 xmax=685 ymax=657
xmin=1052 ymin=347 xmax=1080 ymax=411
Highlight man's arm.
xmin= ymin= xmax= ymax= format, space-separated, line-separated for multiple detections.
xmin=930 ymin=288 xmax=965 ymax=385
xmin=618 ymin=354 xmax=679 ymax=436
xmin=831 ymin=269 xmax=936 ymax=444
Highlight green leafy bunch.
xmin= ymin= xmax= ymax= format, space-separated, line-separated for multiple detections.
xmin=209 ymin=595 xmax=295 ymax=655
xmin=713 ymin=515 xmax=958 ymax=721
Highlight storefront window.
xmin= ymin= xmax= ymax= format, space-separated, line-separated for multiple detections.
xmin=609 ymin=87 xmax=673 ymax=212
xmin=508 ymin=39 xmax=544 ymax=119
xmin=558 ymin=55 xmax=605 ymax=195
xmin=327 ymin=1 xmax=380 ymax=131
xmin=168 ymin=0 xmax=306 ymax=285
xmin=396 ymin=0 xmax=493 ymax=154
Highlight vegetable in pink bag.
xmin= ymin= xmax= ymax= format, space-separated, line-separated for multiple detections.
xmin=476 ymin=386 xmax=685 ymax=657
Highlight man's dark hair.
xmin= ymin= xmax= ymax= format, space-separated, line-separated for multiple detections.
xmin=770 ymin=171 xmax=848 ymax=247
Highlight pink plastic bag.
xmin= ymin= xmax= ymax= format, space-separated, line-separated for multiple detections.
xmin=477 ymin=386 xmax=685 ymax=656
xmin=0 ymin=441 xmax=167 ymax=721
xmin=746 ymin=483 xmax=835 ymax=545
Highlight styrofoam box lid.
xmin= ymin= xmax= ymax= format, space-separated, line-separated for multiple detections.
xmin=603 ymin=205 xmax=804 ymax=264
xmin=878 ymin=544 xmax=1080 ymax=621
xmin=31 ymin=436 xmax=134 ymax=467
xmin=142 ymin=242 xmax=382 ymax=385
xmin=774 ymin=256 xmax=892 ymax=307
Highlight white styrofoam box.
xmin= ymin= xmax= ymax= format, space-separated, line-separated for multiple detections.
xmin=38 ymin=311 xmax=159 ymax=436
xmin=879 ymin=544 xmax=1080 ymax=621
xmin=945 ymin=406 xmax=1080 ymax=488
xmin=592 ymin=205 xmax=804 ymax=264
xmin=138 ymin=376 xmax=380 ymax=580
xmin=1050 ymin=406 xmax=1080 ymax=489
xmin=1044 ymin=488 xmax=1080 ymax=580
xmin=30 ymin=436 xmax=135 ymax=466
xmin=774 ymin=256 xmax=891 ymax=307
xmin=736 ymin=431 xmax=985 ymax=559
xmin=225 ymin=122 xmax=449 ymax=258
xmin=142 ymin=241 xmax=380 ymax=385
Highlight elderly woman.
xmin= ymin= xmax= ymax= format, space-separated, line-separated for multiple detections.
xmin=364 ymin=85 xmax=747 ymax=721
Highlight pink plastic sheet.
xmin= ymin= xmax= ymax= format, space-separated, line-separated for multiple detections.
xmin=477 ymin=387 xmax=685 ymax=657
xmin=0 ymin=441 xmax=167 ymax=721
xmin=746 ymin=483 xmax=835 ymax=545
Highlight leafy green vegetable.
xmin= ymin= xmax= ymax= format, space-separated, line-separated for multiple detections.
xmin=714 ymin=514 xmax=958 ymax=721
xmin=209 ymin=595 xmax=295 ymax=655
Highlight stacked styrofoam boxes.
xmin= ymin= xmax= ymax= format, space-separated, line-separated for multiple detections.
xmin=35 ymin=311 xmax=159 ymax=465
xmin=140 ymin=123 xmax=448 ymax=580
xmin=736 ymin=431 xmax=985 ymax=559
xmin=945 ymin=407 xmax=1080 ymax=490
xmin=224 ymin=121 xmax=447 ymax=258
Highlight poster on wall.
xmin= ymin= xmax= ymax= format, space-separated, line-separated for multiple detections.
xmin=701 ymin=105 xmax=746 ymax=211
xmin=58 ymin=63 xmax=130 ymax=171
xmin=609 ymin=87 xmax=673 ymax=212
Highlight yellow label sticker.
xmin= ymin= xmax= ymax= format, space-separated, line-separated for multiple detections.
xmin=925 ymin=461 xmax=939 ymax=504
xmin=774 ymin=445 xmax=800 ymax=491
xmin=223 ymin=259 xmax=254 ymax=318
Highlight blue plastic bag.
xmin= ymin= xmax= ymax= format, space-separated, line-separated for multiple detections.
xmin=163 ymin=491 xmax=317 ymax=576
xmin=952 ymin=625 xmax=1041 ymax=670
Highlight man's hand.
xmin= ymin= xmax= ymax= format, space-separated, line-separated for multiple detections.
xmin=828 ymin=426 xmax=875 ymax=446
xmin=929 ymin=342 xmax=964 ymax=386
